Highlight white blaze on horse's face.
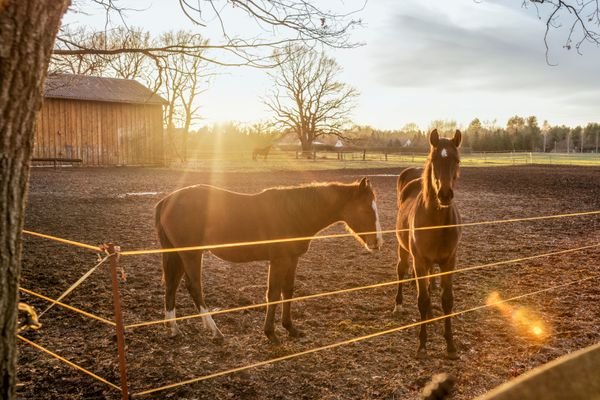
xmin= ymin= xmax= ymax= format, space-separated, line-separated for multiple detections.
xmin=431 ymin=144 xmax=460 ymax=208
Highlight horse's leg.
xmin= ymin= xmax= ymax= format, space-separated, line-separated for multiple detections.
xmin=393 ymin=246 xmax=410 ymax=314
xmin=440 ymin=259 xmax=458 ymax=359
xmin=429 ymin=265 xmax=438 ymax=293
xmin=180 ymin=251 xmax=224 ymax=343
xmin=429 ymin=265 xmax=443 ymax=312
xmin=163 ymin=252 xmax=184 ymax=337
xmin=264 ymin=258 xmax=286 ymax=343
xmin=415 ymin=259 xmax=433 ymax=359
xmin=281 ymin=257 xmax=303 ymax=338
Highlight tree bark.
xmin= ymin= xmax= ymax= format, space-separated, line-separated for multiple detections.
xmin=0 ymin=1 xmax=69 ymax=398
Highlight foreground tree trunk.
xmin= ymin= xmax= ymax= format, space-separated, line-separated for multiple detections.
xmin=0 ymin=2 xmax=69 ymax=398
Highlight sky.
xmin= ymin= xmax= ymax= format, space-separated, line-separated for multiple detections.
xmin=61 ymin=0 xmax=600 ymax=130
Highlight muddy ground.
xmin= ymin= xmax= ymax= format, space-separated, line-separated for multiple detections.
xmin=17 ymin=165 xmax=600 ymax=399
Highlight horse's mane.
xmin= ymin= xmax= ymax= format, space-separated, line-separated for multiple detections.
xmin=421 ymin=156 xmax=434 ymax=207
xmin=260 ymin=182 xmax=359 ymax=201
xmin=262 ymin=181 xmax=363 ymax=222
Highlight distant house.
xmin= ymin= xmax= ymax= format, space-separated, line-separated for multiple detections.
xmin=34 ymin=73 xmax=167 ymax=166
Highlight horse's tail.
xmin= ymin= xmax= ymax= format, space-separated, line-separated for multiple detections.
xmin=155 ymin=198 xmax=183 ymax=285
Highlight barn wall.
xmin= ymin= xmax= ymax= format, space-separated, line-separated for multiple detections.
xmin=34 ymin=98 xmax=165 ymax=165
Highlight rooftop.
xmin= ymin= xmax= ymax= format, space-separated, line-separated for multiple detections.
xmin=44 ymin=73 xmax=168 ymax=105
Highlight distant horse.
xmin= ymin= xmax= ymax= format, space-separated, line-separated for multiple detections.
xmin=394 ymin=129 xmax=462 ymax=359
xmin=155 ymin=178 xmax=383 ymax=343
xmin=252 ymin=144 xmax=273 ymax=161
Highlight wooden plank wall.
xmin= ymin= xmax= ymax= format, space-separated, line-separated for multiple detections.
xmin=34 ymin=98 xmax=165 ymax=165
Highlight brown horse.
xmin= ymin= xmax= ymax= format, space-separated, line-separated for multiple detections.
xmin=252 ymin=144 xmax=273 ymax=161
xmin=155 ymin=178 xmax=382 ymax=343
xmin=394 ymin=129 xmax=462 ymax=359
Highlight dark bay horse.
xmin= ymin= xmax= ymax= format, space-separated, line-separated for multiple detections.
xmin=155 ymin=178 xmax=382 ymax=343
xmin=252 ymin=144 xmax=273 ymax=161
xmin=394 ymin=129 xmax=462 ymax=359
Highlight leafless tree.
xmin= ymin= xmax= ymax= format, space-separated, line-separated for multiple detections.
xmin=1 ymin=3 xmax=70 ymax=399
xmin=264 ymin=45 xmax=358 ymax=153
xmin=50 ymin=26 xmax=111 ymax=74
xmin=54 ymin=0 xmax=366 ymax=67
xmin=105 ymin=27 xmax=154 ymax=81
xmin=525 ymin=0 xmax=600 ymax=62
xmin=158 ymin=31 xmax=211 ymax=162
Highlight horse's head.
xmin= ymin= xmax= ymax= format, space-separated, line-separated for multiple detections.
xmin=427 ymin=129 xmax=461 ymax=207
xmin=341 ymin=177 xmax=383 ymax=251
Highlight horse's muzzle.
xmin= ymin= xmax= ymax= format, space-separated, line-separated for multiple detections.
xmin=365 ymin=236 xmax=383 ymax=251
xmin=438 ymin=188 xmax=454 ymax=206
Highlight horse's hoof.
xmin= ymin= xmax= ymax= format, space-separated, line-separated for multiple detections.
xmin=265 ymin=332 xmax=280 ymax=345
xmin=446 ymin=351 xmax=459 ymax=360
xmin=212 ymin=333 xmax=225 ymax=345
xmin=287 ymin=327 xmax=305 ymax=338
xmin=168 ymin=327 xmax=182 ymax=338
xmin=392 ymin=304 xmax=403 ymax=316
xmin=416 ymin=348 xmax=428 ymax=360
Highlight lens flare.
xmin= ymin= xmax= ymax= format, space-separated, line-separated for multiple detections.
xmin=486 ymin=291 xmax=550 ymax=341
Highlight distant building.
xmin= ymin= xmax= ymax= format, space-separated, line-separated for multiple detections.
xmin=34 ymin=73 xmax=167 ymax=165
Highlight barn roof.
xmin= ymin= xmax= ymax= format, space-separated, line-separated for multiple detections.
xmin=44 ymin=74 xmax=168 ymax=105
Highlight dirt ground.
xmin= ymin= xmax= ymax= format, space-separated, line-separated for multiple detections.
xmin=17 ymin=164 xmax=600 ymax=399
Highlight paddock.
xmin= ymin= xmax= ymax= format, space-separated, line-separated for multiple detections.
xmin=17 ymin=165 xmax=600 ymax=399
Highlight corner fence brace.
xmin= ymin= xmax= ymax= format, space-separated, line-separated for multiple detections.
xmin=106 ymin=243 xmax=130 ymax=400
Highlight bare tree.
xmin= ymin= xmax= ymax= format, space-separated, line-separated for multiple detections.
xmin=53 ymin=0 xmax=366 ymax=67
xmin=105 ymin=27 xmax=154 ymax=81
xmin=0 ymin=3 xmax=71 ymax=398
xmin=50 ymin=26 xmax=111 ymax=74
xmin=51 ymin=26 xmax=158 ymax=84
xmin=264 ymin=45 xmax=359 ymax=154
xmin=525 ymin=0 xmax=600 ymax=61
xmin=158 ymin=31 xmax=211 ymax=162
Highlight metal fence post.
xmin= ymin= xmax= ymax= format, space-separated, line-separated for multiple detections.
xmin=107 ymin=243 xmax=129 ymax=400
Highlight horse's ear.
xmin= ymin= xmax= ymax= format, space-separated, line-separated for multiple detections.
xmin=453 ymin=129 xmax=462 ymax=148
xmin=429 ymin=129 xmax=439 ymax=147
xmin=359 ymin=177 xmax=370 ymax=191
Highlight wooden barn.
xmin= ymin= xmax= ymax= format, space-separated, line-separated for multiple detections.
xmin=34 ymin=73 xmax=167 ymax=166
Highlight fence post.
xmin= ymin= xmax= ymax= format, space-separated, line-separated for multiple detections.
xmin=107 ymin=243 xmax=129 ymax=400
xmin=362 ymin=149 xmax=366 ymax=161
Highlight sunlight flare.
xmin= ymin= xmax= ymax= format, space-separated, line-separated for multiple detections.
xmin=486 ymin=291 xmax=550 ymax=341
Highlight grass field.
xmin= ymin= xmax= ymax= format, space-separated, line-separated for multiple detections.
xmin=171 ymin=150 xmax=600 ymax=173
